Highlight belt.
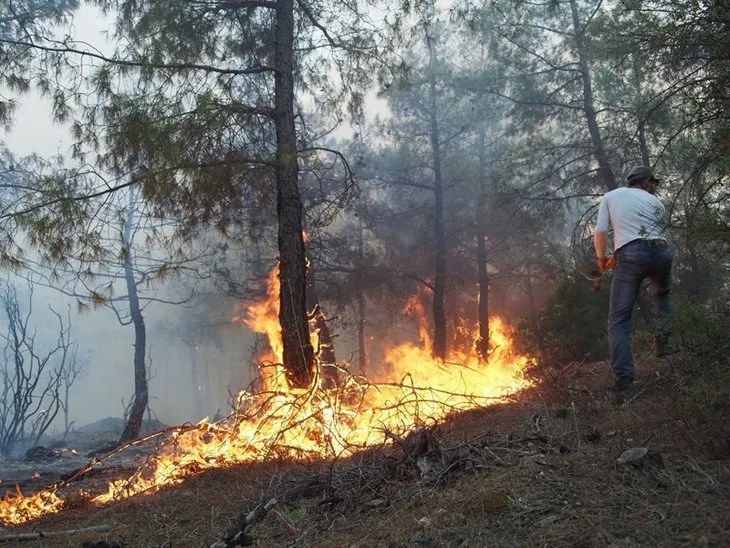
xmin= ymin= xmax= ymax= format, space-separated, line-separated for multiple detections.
xmin=618 ymin=238 xmax=669 ymax=253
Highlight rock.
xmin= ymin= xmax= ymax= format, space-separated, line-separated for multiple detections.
xmin=617 ymin=447 xmax=647 ymax=464
xmin=617 ymin=447 xmax=664 ymax=469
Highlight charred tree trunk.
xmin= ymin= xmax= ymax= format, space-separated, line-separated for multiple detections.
xmin=426 ymin=31 xmax=447 ymax=361
xmin=274 ymin=0 xmax=314 ymax=388
xmin=475 ymin=123 xmax=490 ymax=362
xmin=118 ymin=196 xmax=148 ymax=445
xmin=306 ymin=279 xmax=339 ymax=388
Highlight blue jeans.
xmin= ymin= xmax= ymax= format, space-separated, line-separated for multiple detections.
xmin=608 ymin=239 xmax=673 ymax=380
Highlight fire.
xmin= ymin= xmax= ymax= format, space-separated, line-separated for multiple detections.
xmin=238 ymin=266 xmax=282 ymax=361
xmin=0 ymin=265 xmax=533 ymax=526
xmin=404 ymin=288 xmax=433 ymax=351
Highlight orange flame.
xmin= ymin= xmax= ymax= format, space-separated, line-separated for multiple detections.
xmin=0 ymin=267 xmax=533 ymax=526
xmin=236 ymin=265 xmax=282 ymax=363
xmin=404 ymin=287 xmax=432 ymax=350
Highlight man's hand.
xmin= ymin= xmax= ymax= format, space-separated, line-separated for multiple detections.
xmin=597 ymin=256 xmax=615 ymax=272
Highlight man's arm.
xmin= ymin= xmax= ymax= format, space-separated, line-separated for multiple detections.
xmin=594 ymin=196 xmax=611 ymax=271
xmin=594 ymin=231 xmax=609 ymax=269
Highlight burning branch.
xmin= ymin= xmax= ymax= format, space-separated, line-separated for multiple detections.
xmin=0 ymin=354 xmax=530 ymax=525
xmin=0 ymin=268 xmax=533 ymax=526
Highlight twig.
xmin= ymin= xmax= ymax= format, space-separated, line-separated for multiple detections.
xmin=61 ymin=423 xmax=196 ymax=486
xmin=0 ymin=524 xmax=110 ymax=543
xmin=640 ymin=432 xmax=656 ymax=447
xmin=685 ymin=458 xmax=717 ymax=490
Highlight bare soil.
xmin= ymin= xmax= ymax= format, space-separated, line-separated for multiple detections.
xmin=1 ymin=355 xmax=728 ymax=547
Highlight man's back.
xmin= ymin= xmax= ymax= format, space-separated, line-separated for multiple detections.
xmin=596 ymin=187 xmax=666 ymax=250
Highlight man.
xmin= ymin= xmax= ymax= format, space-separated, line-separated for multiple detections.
xmin=594 ymin=165 xmax=674 ymax=395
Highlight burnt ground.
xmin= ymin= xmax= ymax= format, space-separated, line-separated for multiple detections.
xmin=0 ymin=354 xmax=728 ymax=547
xmin=0 ymin=418 xmax=168 ymax=498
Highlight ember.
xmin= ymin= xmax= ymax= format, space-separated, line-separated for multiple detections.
xmin=0 ymin=265 xmax=532 ymax=525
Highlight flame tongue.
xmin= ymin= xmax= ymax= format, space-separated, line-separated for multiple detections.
xmin=0 ymin=268 xmax=532 ymax=525
xmin=242 ymin=266 xmax=283 ymax=364
xmin=0 ymin=489 xmax=64 ymax=526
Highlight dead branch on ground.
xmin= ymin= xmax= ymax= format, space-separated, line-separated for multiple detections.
xmin=0 ymin=524 xmax=110 ymax=543
xmin=210 ymin=497 xmax=278 ymax=548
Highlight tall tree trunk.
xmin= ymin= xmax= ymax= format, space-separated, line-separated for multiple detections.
xmin=685 ymin=215 xmax=705 ymax=298
xmin=63 ymin=382 xmax=71 ymax=434
xmin=118 ymin=193 xmax=148 ymax=445
xmin=633 ymin=59 xmax=652 ymax=166
xmin=569 ymin=0 xmax=617 ymax=191
xmin=638 ymin=121 xmax=651 ymax=166
xmin=274 ymin=0 xmax=314 ymax=388
xmin=356 ymin=218 xmax=368 ymax=375
xmin=203 ymin=344 xmax=216 ymax=416
xmin=525 ymin=267 xmax=545 ymax=359
xmin=426 ymin=31 xmax=447 ymax=361
xmin=475 ymin=123 xmax=490 ymax=362
xmin=191 ymin=344 xmax=203 ymax=420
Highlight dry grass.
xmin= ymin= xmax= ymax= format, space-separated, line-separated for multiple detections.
xmin=2 ymin=356 xmax=729 ymax=547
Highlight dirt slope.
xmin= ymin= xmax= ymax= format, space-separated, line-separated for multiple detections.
xmin=1 ymin=356 xmax=728 ymax=547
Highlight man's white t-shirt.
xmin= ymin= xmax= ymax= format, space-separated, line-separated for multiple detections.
xmin=595 ymin=187 xmax=667 ymax=251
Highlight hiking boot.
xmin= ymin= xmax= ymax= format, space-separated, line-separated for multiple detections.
xmin=611 ymin=376 xmax=634 ymax=405
xmin=652 ymin=335 xmax=678 ymax=357
xmin=612 ymin=376 xmax=634 ymax=392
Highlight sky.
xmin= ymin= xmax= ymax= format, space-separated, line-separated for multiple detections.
xmin=9 ymin=5 xmax=107 ymax=158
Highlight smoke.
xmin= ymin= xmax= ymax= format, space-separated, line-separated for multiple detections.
xmin=1 ymin=272 xmax=256 ymax=435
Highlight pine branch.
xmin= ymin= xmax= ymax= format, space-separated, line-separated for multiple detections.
xmin=0 ymin=37 xmax=275 ymax=77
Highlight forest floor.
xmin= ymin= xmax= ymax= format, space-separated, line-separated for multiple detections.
xmin=0 ymin=417 xmax=167 ymax=496
xmin=1 ymin=352 xmax=728 ymax=547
